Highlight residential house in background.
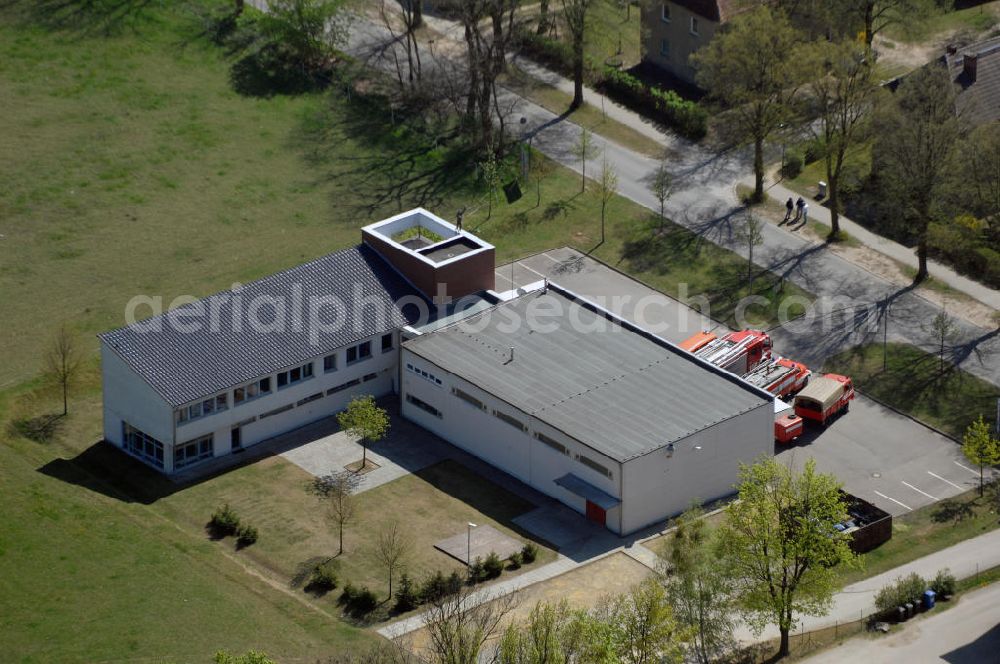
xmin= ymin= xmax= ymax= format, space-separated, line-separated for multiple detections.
xmin=641 ymin=0 xmax=742 ymax=86
xmin=944 ymin=36 xmax=1000 ymax=126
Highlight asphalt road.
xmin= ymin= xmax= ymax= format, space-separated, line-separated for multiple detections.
xmin=497 ymin=249 xmax=995 ymax=518
xmin=801 ymin=581 xmax=1000 ymax=664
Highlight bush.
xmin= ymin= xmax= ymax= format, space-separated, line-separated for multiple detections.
xmin=483 ymin=552 xmax=504 ymax=579
xmin=931 ymin=569 xmax=956 ymax=598
xmin=507 ymin=552 xmax=523 ymax=570
xmin=420 ymin=570 xmax=464 ymax=603
xmin=514 ymin=28 xmax=600 ymax=83
xmin=598 ymin=67 xmax=707 ymax=140
xmin=209 ymin=504 xmax=241 ymax=537
xmin=521 ymin=543 xmax=538 ymax=564
xmin=803 ymin=138 xmax=826 ymax=164
xmin=469 ymin=557 xmax=486 ymax=584
xmin=339 ymin=583 xmax=378 ymax=616
xmin=236 ymin=524 xmax=259 ymax=547
xmin=781 ymin=150 xmax=803 ymax=179
xmin=394 ymin=573 xmax=420 ymax=613
xmin=874 ymin=573 xmax=927 ymax=613
xmin=309 ymin=560 xmax=340 ymax=592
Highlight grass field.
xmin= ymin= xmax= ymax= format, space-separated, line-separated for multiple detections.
xmin=823 ymin=342 xmax=1000 ymax=438
xmin=886 ymin=0 xmax=1000 ymax=43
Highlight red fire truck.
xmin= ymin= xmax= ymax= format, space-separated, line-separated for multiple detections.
xmin=793 ymin=374 xmax=855 ymax=425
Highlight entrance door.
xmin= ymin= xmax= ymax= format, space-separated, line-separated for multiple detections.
xmin=585 ymin=500 xmax=606 ymax=526
xmin=231 ymin=426 xmax=242 ymax=452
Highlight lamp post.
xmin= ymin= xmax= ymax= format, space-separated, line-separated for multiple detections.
xmin=467 ymin=522 xmax=477 ymax=567
xmin=519 ymin=117 xmax=531 ymax=181
xmin=779 ymin=122 xmax=787 ymax=178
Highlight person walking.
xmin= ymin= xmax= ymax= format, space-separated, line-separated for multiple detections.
xmin=783 ymin=197 xmax=794 ymax=223
xmin=802 ymin=202 xmax=809 ymax=225
xmin=794 ymin=197 xmax=804 ymax=221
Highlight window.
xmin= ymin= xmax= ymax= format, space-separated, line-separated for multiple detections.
xmin=381 ymin=333 xmax=394 ymax=353
xmin=407 ymin=393 xmax=442 ymax=418
xmin=188 ymin=401 xmax=202 ymax=420
xmin=260 ymin=403 xmax=294 ymax=419
xmin=178 ymin=391 xmax=230 ymax=425
xmin=235 ymin=377 xmax=271 ymax=405
xmin=276 ymin=362 xmax=314 ymax=389
xmin=494 ymin=409 xmax=526 ymax=432
xmin=324 ymin=353 xmax=337 ymax=373
xmin=363 ymin=372 xmax=378 ymax=382
xmin=298 ymin=392 xmax=323 ymax=407
xmin=407 ymin=362 xmax=443 ymax=386
xmin=452 ymin=387 xmax=486 ymax=411
xmin=122 ymin=423 xmax=164 ymax=469
xmin=536 ymin=432 xmax=569 ymax=455
xmin=661 ymin=3 xmax=670 ymax=22
xmin=578 ymin=454 xmax=613 ymax=479
xmin=690 ymin=17 xmax=699 ymax=35
xmin=328 ymin=378 xmax=361 ymax=395
xmin=347 ymin=340 xmax=372 ymax=365
xmin=216 ymin=394 xmax=228 ymax=411
xmin=174 ymin=435 xmax=214 ymax=470
xmin=659 ymin=38 xmax=670 ymax=58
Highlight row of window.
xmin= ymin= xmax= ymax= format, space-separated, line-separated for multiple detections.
xmin=174 ymin=434 xmax=214 ymax=470
xmin=407 ymin=362 xmax=443 ymax=387
xmin=177 ymin=393 xmax=229 ymax=425
xmin=123 ymin=422 xmax=165 ymax=469
xmin=660 ymin=4 xmax=699 ymax=35
xmin=406 ymin=393 xmax=442 ymax=418
xmin=235 ymin=376 xmax=272 ymax=406
xmin=445 ymin=385 xmax=614 ymax=480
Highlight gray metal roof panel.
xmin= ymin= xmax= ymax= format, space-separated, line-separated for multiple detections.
xmin=404 ymin=289 xmax=769 ymax=462
xmin=100 ymin=244 xmax=426 ymax=407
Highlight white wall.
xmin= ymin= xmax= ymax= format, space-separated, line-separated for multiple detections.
xmin=401 ymin=348 xmax=624 ymax=532
xmin=620 ymin=400 xmax=773 ymax=534
xmin=101 ymin=342 xmax=175 ymax=468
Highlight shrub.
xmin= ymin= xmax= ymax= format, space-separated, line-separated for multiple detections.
xmin=803 ymin=138 xmax=826 ymax=164
xmin=931 ymin=569 xmax=956 ymax=598
xmin=469 ymin=557 xmax=486 ymax=584
xmin=781 ymin=150 xmax=803 ymax=179
xmin=598 ymin=67 xmax=707 ymax=140
xmin=421 ymin=570 xmax=463 ymax=602
xmin=507 ymin=552 xmax=523 ymax=570
xmin=874 ymin=573 xmax=927 ymax=613
xmin=483 ymin=552 xmax=504 ymax=580
xmin=309 ymin=560 xmax=340 ymax=592
xmin=394 ymin=573 xmax=420 ymax=613
xmin=209 ymin=504 xmax=241 ymax=537
xmin=339 ymin=583 xmax=377 ymax=616
xmin=236 ymin=524 xmax=259 ymax=547
xmin=521 ymin=543 xmax=538 ymax=564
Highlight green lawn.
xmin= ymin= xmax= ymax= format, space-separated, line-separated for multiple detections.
xmin=823 ymin=342 xmax=1000 ymax=439
xmin=885 ymin=1 xmax=1000 ymax=43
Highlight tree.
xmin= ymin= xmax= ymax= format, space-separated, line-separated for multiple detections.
xmin=963 ymin=122 xmax=1000 ymax=222
xmin=46 ymin=324 xmax=79 ymax=416
xmin=257 ymin=0 xmax=349 ymax=73
xmin=662 ymin=506 xmax=734 ymax=664
xmin=597 ymin=579 xmax=687 ymax=664
xmin=850 ymin=0 xmax=926 ymax=48
xmin=338 ymin=394 xmax=390 ymax=469
xmin=561 ymin=0 xmax=592 ymax=110
xmin=596 ymin=156 xmax=618 ymax=244
xmin=480 ymin=152 xmax=503 ymax=219
xmin=308 ymin=470 xmax=360 ymax=554
xmin=378 ymin=0 xmax=423 ymax=88
xmin=873 ymin=64 xmax=963 ymax=282
xmin=425 ymin=585 xmax=518 ymax=664
xmin=497 ymin=601 xmax=571 ymax=664
xmin=214 ymin=650 xmax=276 ymax=664
xmin=716 ymin=457 xmax=859 ymax=658
xmin=537 ymin=0 xmax=551 ymax=34
xmin=963 ymin=416 xmax=1000 ymax=497
xmin=650 ymin=159 xmax=672 ymax=229
xmin=806 ymin=40 xmax=880 ymax=239
xmin=928 ymin=309 xmax=956 ymax=375
xmin=571 ymin=127 xmax=600 ymax=193
xmin=410 ymin=0 xmax=424 ymax=29
xmin=741 ymin=210 xmax=764 ymax=295
xmin=376 ymin=520 xmax=412 ymax=599
xmin=693 ymin=7 xmax=810 ymax=202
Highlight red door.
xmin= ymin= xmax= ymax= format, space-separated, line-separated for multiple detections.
xmin=585 ymin=501 xmax=606 ymax=526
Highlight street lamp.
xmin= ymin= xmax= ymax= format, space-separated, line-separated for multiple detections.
xmin=778 ymin=122 xmax=787 ymax=178
xmin=519 ymin=117 xmax=531 ymax=181
xmin=467 ymin=522 xmax=477 ymax=567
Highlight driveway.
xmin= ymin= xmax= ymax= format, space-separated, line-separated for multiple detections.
xmin=801 ymin=581 xmax=1000 ymax=664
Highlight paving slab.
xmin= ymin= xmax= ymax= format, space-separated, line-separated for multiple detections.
xmin=434 ymin=524 xmax=523 ymax=565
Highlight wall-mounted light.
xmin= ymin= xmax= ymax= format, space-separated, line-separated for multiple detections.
xmin=665 ymin=442 xmax=675 ymax=458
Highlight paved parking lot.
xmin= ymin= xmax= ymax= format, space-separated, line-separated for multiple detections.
xmin=497 ymin=249 xmax=994 ymax=518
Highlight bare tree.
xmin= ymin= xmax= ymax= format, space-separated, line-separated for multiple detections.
xmin=741 ymin=210 xmax=764 ymax=294
xmin=561 ymin=0 xmax=592 ymax=110
xmin=47 ymin=325 xmax=79 ymax=416
xmin=307 ymin=471 xmax=360 ymax=555
xmin=378 ymin=0 xmax=423 ymax=89
xmin=425 ymin=585 xmax=519 ymax=664
xmin=650 ymin=158 xmax=672 ymax=229
xmin=571 ymin=127 xmax=600 ymax=192
xmin=375 ymin=520 xmax=412 ymax=599
xmin=537 ymin=0 xmax=551 ymax=34
xmin=597 ymin=155 xmax=618 ymax=244
xmin=928 ymin=309 xmax=957 ymax=375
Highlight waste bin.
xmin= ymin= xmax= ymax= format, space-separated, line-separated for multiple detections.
xmin=905 ymin=602 xmax=914 ymax=618
xmin=897 ymin=606 xmax=907 ymax=622
xmin=818 ymin=181 xmax=827 ymax=197
xmin=923 ymin=590 xmax=936 ymax=610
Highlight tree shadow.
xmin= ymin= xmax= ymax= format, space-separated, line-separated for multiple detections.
xmin=932 ymin=498 xmax=976 ymax=524
xmin=8 ymin=413 xmax=64 ymax=444
xmin=2 ymin=0 xmax=155 ymax=37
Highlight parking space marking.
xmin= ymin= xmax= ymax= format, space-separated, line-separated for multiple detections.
xmin=954 ymin=461 xmax=979 ymax=475
xmin=540 ymin=252 xmax=561 ymax=264
xmin=494 ymin=270 xmax=515 ymax=289
xmin=873 ymin=491 xmax=912 ymax=512
xmin=901 ymin=481 xmax=936 ymax=500
xmin=927 ymin=471 xmax=963 ymax=491
xmin=518 ymin=261 xmax=547 ymax=279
